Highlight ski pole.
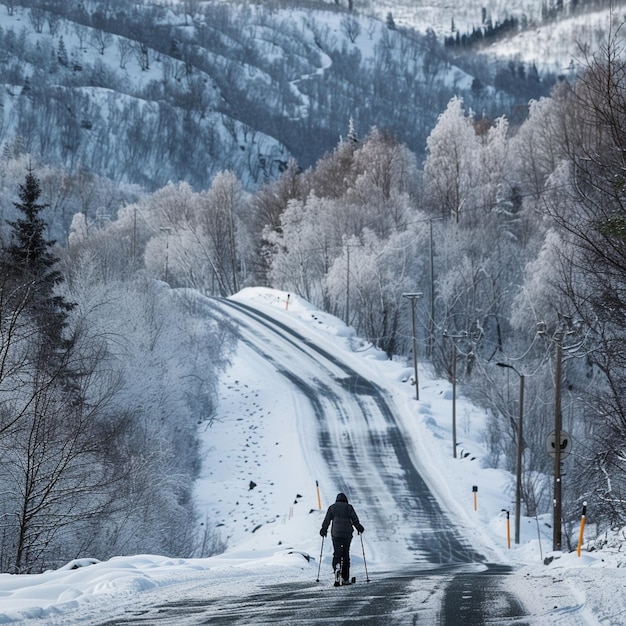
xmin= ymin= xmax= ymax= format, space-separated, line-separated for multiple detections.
xmin=316 ymin=536 xmax=324 ymax=582
xmin=359 ymin=533 xmax=370 ymax=582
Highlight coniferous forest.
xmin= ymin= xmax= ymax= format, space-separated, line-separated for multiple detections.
xmin=2 ymin=0 xmax=626 ymax=572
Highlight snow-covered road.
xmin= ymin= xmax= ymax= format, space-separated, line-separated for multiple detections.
xmin=217 ymin=297 xmax=484 ymax=569
xmin=3 ymin=288 xmax=615 ymax=625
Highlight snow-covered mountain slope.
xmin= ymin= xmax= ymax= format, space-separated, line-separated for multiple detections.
xmin=0 ymin=1 xmax=557 ymax=192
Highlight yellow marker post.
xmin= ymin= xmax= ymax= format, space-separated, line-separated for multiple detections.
xmin=472 ymin=486 xmax=478 ymax=511
xmin=316 ymin=480 xmax=321 ymax=510
xmin=502 ymin=509 xmax=511 ymax=549
xmin=577 ymin=502 xmax=587 ymax=557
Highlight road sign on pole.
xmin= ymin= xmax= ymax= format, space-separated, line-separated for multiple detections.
xmin=546 ymin=430 xmax=571 ymax=459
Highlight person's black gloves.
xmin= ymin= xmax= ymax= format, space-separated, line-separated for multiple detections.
xmin=320 ymin=529 xmax=327 ymax=537
xmin=356 ymin=523 xmax=364 ymax=534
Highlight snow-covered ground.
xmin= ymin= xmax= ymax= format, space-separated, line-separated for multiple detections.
xmin=1 ymin=287 xmax=626 ymax=624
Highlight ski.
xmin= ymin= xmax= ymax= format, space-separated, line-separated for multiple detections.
xmin=333 ymin=576 xmax=356 ymax=587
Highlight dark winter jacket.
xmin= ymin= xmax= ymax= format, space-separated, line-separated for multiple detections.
xmin=320 ymin=493 xmax=364 ymax=538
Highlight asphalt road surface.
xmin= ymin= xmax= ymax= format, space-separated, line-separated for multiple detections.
xmin=94 ymin=563 xmax=528 ymax=625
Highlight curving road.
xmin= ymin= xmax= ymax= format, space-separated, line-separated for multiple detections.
xmin=175 ymin=297 xmax=526 ymax=624
xmin=219 ymin=298 xmax=485 ymax=567
xmin=85 ymin=297 xmax=531 ymax=625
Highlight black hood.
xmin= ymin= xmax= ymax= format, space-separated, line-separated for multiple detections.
xmin=336 ymin=492 xmax=348 ymax=503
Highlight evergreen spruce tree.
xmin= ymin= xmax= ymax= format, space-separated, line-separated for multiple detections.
xmin=57 ymin=36 xmax=68 ymax=66
xmin=3 ymin=165 xmax=74 ymax=357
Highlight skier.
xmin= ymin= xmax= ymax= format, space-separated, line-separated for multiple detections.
xmin=319 ymin=492 xmax=364 ymax=585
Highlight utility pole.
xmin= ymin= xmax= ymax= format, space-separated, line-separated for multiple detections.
xmin=452 ymin=340 xmax=457 ymax=457
xmin=343 ymin=240 xmax=358 ymax=327
xmin=497 ymin=362 xmax=525 ymax=545
xmin=538 ymin=318 xmax=577 ymax=553
xmin=403 ymin=293 xmax=423 ymax=401
xmin=443 ymin=330 xmax=467 ymax=458
xmin=553 ymin=333 xmax=564 ymax=552
xmin=159 ymin=227 xmax=172 ymax=283
xmin=428 ymin=217 xmax=443 ymax=358
xmin=346 ymin=243 xmax=350 ymax=326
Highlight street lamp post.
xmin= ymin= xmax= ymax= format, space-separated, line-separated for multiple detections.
xmin=497 ymin=362 xmax=525 ymax=545
xmin=402 ymin=293 xmax=423 ymax=401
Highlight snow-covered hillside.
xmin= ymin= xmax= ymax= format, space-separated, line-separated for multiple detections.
xmin=366 ymin=0 xmax=542 ymax=34
xmin=0 ymin=0 xmax=562 ymax=192
xmin=366 ymin=0 xmax=626 ymax=74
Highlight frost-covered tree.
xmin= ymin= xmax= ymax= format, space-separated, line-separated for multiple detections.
xmin=326 ymin=228 xmax=427 ymax=356
xmin=423 ymin=97 xmax=478 ymax=223
xmin=252 ymin=159 xmax=305 ymax=283
xmin=267 ymin=128 xmax=424 ymax=342
xmin=535 ymin=39 xmax=626 ymax=526
xmin=423 ymin=110 xmax=527 ymax=372
xmin=0 ymin=170 xmax=115 ymax=573
xmin=0 ymin=326 xmax=116 ymax=573
xmin=61 ymin=230 xmax=235 ymax=560
xmin=196 ymin=171 xmax=249 ymax=296
xmin=508 ymin=90 xmax=570 ymax=198
xmin=141 ymin=174 xmax=250 ymax=296
xmin=346 ymin=127 xmax=418 ymax=238
xmin=267 ymin=196 xmax=340 ymax=306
